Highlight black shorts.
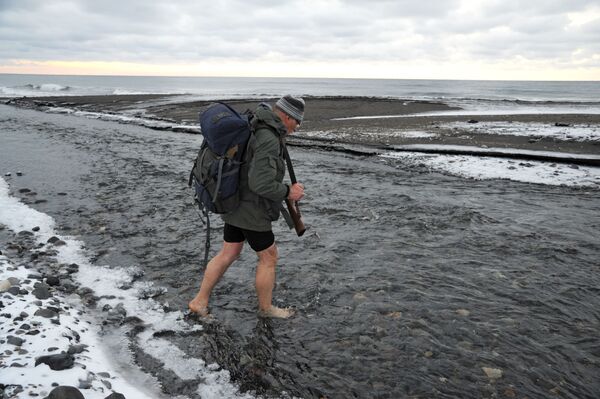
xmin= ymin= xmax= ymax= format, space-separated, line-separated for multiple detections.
xmin=223 ymin=223 xmax=274 ymax=252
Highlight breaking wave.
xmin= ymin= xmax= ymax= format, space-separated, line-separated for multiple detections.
xmin=0 ymin=83 xmax=74 ymax=97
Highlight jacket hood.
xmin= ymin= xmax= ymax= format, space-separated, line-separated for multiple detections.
xmin=254 ymin=103 xmax=287 ymax=137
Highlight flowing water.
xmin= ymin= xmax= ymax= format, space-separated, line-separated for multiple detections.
xmin=1 ymin=104 xmax=599 ymax=398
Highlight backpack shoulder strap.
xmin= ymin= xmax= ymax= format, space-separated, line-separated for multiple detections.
xmin=281 ymin=140 xmax=297 ymax=184
xmin=188 ymin=141 xmax=207 ymax=187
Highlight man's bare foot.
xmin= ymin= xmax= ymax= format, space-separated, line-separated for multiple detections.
xmin=258 ymin=305 xmax=295 ymax=319
xmin=188 ymin=299 xmax=210 ymax=317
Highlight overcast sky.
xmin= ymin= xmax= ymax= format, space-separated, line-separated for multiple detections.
xmin=0 ymin=0 xmax=598 ymax=79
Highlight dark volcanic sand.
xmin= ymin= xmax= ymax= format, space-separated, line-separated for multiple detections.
xmin=5 ymin=94 xmax=600 ymax=156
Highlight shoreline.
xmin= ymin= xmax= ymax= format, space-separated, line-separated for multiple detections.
xmin=3 ymin=94 xmax=600 ymax=158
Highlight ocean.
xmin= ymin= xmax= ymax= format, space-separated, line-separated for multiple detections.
xmin=2 ymin=73 xmax=600 ymax=114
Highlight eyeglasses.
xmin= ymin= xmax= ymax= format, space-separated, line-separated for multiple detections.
xmin=289 ymin=114 xmax=301 ymax=127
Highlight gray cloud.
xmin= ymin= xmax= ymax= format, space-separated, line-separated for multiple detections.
xmin=0 ymin=0 xmax=598 ymax=69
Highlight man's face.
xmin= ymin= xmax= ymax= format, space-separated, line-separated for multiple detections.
xmin=282 ymin=113 xmax=300 ymax=134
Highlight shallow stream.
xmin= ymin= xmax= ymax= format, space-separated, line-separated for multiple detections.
xmin=1 ymin=105 xmax=599 ymax=398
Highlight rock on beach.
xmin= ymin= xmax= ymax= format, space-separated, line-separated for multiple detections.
xmin=482 ymin=366 xmax=503 ymax=379
xmin=46 ymin=386 xmax=85 ymax=399
xmin=32 ymin=282 xmax=52 ymax=299
xmin=0 ymin=279 xmax=12 ymax=292
xmin=35 ymin=353 xmax=75 ymax=370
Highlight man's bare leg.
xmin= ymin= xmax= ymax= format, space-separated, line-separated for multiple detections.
xmin=255 ymin=244 xmax=294 ymax=318
xmin=189 ymin=241 xmax=243 ymax=316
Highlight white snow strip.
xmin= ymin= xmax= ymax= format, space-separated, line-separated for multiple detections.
xmin=138 ymin=331 xmax=256 ymax=399
xmin=0 ymin=255 xmax=157 ymax=399
xmin=442 ymin=121 xmax=600 ymax=142
xmin=390 ymin=144 xmax=600 ymax=162
xmin=45 ymin=108 xmax=199 ymax=133
xmin=381 ymin=152 xmax=600 ymax=187
xmin=333 ymin=107 xmax=600 ymax=120
xmin=298 ymin=129 xmax=437 ymax=142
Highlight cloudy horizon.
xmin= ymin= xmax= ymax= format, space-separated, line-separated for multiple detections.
xmin=0 ymin=0 xmax=599 ymax=80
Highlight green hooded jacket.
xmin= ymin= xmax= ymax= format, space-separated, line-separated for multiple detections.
xmin=221 ymin=103 xmax=288 ymax=231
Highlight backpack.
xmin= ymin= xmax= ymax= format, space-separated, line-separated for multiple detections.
xmin=188 ymin=102 xmax=256 ymax=265
xmin=189 ymin=102 xmax=255 ymax=214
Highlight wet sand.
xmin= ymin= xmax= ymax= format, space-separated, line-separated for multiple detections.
xmin=5 ymin=94 xmax=600 ymax=156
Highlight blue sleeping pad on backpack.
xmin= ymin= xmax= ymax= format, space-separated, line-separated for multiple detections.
xmin=200 ymin=103 xmax=251 ymax=156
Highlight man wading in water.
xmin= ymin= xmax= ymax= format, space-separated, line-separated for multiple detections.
xmin=189 ymin=95 xmax=305 ymax=318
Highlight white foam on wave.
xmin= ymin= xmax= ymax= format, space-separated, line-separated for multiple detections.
xmin=0 ymin=177 xmax=255 ymax=399
xmin=0 ymin=83 xmax=73 ymax=98
xmin=37 ymin=83 xmax=69 ymax=92
xmin=382 ymin=152 xmax=600 ymax=187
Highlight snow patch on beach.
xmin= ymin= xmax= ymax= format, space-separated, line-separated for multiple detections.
xmin=45 ymin=107 xmax=199 ymax=133
xmin=138 ymin=331 xmax=255 ymax=399
xmin=0 ymin=256 xmax=158 ymax=399
xmin=0 ymin=182 xmax=56 ymax=237
xmin=0 ymin=177 xmax=255 ymax=399
xmin=333 ymin=105 xmax=600 ymax=120
xmin=299 ymin=129 xmax=437 ymax=142
xmin=394 ymin=130 xmax=437 ymax=139
xmin=382 ymin=152 xmax=600 ymax=187
xmin=443 ymin=121 xmax=600 ymax=142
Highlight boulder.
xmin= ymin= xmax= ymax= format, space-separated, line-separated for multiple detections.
xmin=46 ymin=386 xmax=85 ymax=399
xmin=46 ymin=276 xmax=60 ymax=286
xmin=35 ymin=353 xmax=75 ymax=370
xmin=67 ymin=344 xmax=88 ymax=355
xmin=482 ymin=366 xmax=503 ymax=379
xmin=0 ymin=280 xmax=11 ymax=292
xmin=7 ymin=336 xmax=25 ymax=346
xmin=47 ymin=236 xmax=61 ymax=244
xmin=34 ymin=308 xmax=58 ymax=319
xmin=32 ymin=283 xmax=52 ymax=300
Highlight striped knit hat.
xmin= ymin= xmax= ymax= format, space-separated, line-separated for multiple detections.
xmin=276 ymin=95 xmax=305 ymax=124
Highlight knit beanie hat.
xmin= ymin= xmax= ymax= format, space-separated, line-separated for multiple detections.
xmin=276 ymin=95 xmax=305 ymax=124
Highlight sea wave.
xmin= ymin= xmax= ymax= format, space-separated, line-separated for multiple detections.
xmin=0 ymin=83 xmax=74 ymax=97
xmin=29 ymin=83 xmax=71 ymax=92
